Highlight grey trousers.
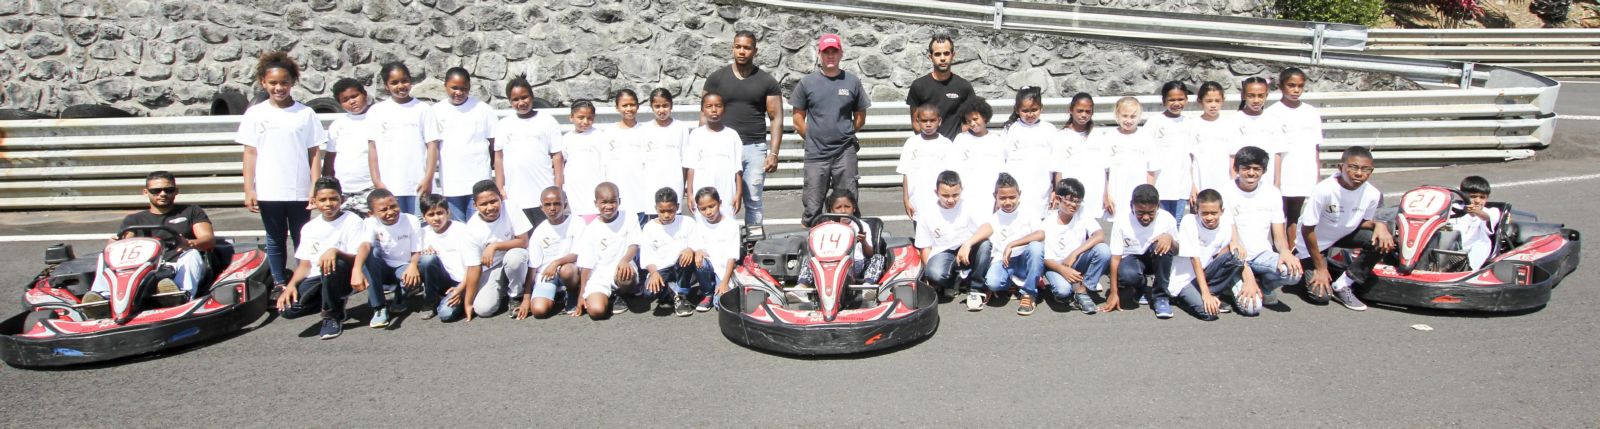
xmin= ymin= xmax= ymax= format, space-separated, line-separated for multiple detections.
xmin=801 ymin=145 xmax=860 ymax=226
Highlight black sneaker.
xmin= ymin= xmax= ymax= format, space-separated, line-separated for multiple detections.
xmin=673 ymin=295 xmax=693 ymax=317
xmin=611 ymin=296 xmax=628 ymax=315
xmin=318 ymin=318 xmax=342 ymax=340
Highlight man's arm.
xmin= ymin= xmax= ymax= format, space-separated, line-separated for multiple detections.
xmin=189 ymin=221 xmax=216 ymax=252
xmin=764 ymin=94 xmax=783 ymax=173
xmin=792 ymin=110 xmax=808 ymax=139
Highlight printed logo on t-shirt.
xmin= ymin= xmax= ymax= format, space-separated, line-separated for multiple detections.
xmin=1053 ymin=236 xmax=1070 ymax=254
xmin=931 ymin=226 xmax=946 ymax=239
xmin=1123 ymin=236 xmax=1136 ymax=247
xmin=167 ymin=217 xmax=187 ymax=224
xmin=836 ymin=89 xmax=851 ymax=97
xmin=1324 ymin=202 xmax=1341 ymax=215
xmin=944 ymin=93 xmax=959 ymax=99
xmin=540 ymin=235 xmax=558 ymax=250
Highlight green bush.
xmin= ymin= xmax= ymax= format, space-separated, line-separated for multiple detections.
xmin=1276 ymin=0 xmax=1388 ymax=26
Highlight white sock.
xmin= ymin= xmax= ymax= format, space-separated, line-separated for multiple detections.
xmin=1332 ymin=273 xmax=1353 ymax=292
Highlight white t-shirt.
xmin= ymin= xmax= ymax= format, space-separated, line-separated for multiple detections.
xmin=366 ymin=98 xmax=442 ymax=197
xmin=1052 ymin=127 xmax=1108 ymax=220
xmin=1191 ymin=113 xmax=1243 ymax=195
xmin=493 ymin=112 xmax=565 ymax=209
xmin=1236 ymin=111 xmax=1285 ymax=189
xmin=1110 ymin=208 xmax=1177 ymax=256
xmin=1145 ymin=114 xmax=1195 ymax=200
xmin=574 ymin=214 xmax=642 ymax=270
xmin=602 ymin=123 xmax=654 ymax=216
xmin=1003 ymin=120 xmax=1057 ymax=219
xmin=293 ymin=212 xmax=364 ymax=277
xmin=638 ymin=216 xmax=694 ymax=269
xmin=1224 ymin=182 xmax=1286 ymax=259
xmin=690 ymin=215 xmax=742 ymax=280
xmin=1169 ymin=213 xmax=1236 ymax=296
xmin=325 ymin=112 xmax=373 ymax=191
xmin=949 ymin=131 xmax=1006 ymax=213
xmin=461 ymin=205 xmax=533 ymax=269
xmin=1295 ymin=175 xmax=1382 ymax=255
xmin=528 ymin=216 xmax=588 ymax=270
xmin=1449 ymin=206 xmax=1502 ymax=269
xmin=686 ymin=125 xmax=744 ymax=219
xmin=562 ymin=128 xmax=609 ymax=216
xmin=432 ymin=97 xmax=499 ymax=197
xmin=423 ymin=222 xmax=469 ymax=282
xmin=640 ymin=119 xmax=693 ymax=210
xmin=363 ymin=213 xmax=424 ymax=267
xmin=897 ymin=134 xmax=953 ymax=207
xmin=1098 ymin=127 xmax=1160 ymax=211
xmin=234 ymin=101 xmax=327 ymax=201
xmin=987 ymin=207 xmax=1040 ymax=259
xmin=1042 ymin=211 xmax=1102 ymax=261
xmin=1265 ymin=102 xmax=1323 ymax=197
xmin=914 ymin=200 xmax=985 ymax=252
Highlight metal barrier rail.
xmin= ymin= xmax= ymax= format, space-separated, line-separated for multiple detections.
xmin=1369 ymin=29 xmax=1600 ymax=78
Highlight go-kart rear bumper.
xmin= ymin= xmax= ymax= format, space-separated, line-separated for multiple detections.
xmin=716 ymin=287 xmax=939 ymax=356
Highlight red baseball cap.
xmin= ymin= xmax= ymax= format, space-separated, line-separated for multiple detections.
xmin=818 ymin=33 xmax=842 ymax=52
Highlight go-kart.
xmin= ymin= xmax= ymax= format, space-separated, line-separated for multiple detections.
xmin=717 ymin=214 xmax=938 ymax=356
xmin=0 ymin=225 xmax=272 ymax=367
xmin=1331 ymin=186 xmax=1581 ymax=312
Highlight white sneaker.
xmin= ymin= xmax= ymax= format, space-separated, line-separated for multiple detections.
xmin=369 ymin=308 xmax=389 ymax=329
xmin=966 ymin=291 xmax=986 ymax=312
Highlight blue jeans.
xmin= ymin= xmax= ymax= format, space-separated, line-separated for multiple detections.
xmin=693 ymin=259 xmax=720 ymax=302
xmin=982 ymin=242 xmax=1045 ymax=298
xmin=1044 ymin=243 xmax=1111 ymax=300
xmin=394 ymin=195 xmax=419 ymax=217
xmin=1161 ymin=199 xmax=1188 ymax=226
xmin=1174 ymin=252 xmax=1244 ymax=316
xmin=741 ymin=143 xmax=767 ymax=225
xmin=1116 ymin=248 xmax=1174 ymax=299
xmin=1244 ymin=250 xmax=1303 ymax=295
xmin=418 ymin=254 xmax=463 ymax=322
xmin=924 ymin=241 xmax=993 ymax=293
xmin=282 ymin=258 xmax=354 ymax=321
xmin=360 ymin=248 xmax=411 ymax=309
xmin=444 ymin=195 xmax=472 ymax=222
xmin=258 ymin=200 xmax=310 ymax=285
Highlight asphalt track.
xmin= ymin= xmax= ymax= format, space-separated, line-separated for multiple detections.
xmin=0 ymin=81 xmax=1596 ymax=427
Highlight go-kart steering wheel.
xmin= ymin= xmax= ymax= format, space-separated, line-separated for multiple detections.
xmin=812 ymin=213 xmax=869 ymax=238
xmin=119 ymin=224 xmax=185 ymax=250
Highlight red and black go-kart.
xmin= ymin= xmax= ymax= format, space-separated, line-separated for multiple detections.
xmin=1332 ymin=186 xmax=1581 ymax=312
xmin=0 ymin=225 xmax=272 ymax=368
xmin=718 ymin=214 xmax=938 ymax=356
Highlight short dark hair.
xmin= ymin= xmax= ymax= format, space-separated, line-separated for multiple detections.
xmin=471 ymin=180 xmax=499 ymax=201
xmin=1461 ymin=175 xmax=1492 ymax=195
xmin=734 ymin=30 xmax=758 ymax=44
xmin=444 ymin=66 xmax=471 ymax=84
xmin=1234 ymin=146 xmax=1269 ymax=170
xmin=958 ymin=96 xmax=992 ymax=126
xmin=1131 ymin=184 xmax=1160 ymax=205
xmin=654 ymin=187 xmax=679 ymax=205
xmin=378 ymin=62 xmax=411 ymax=83
xmin=994 ymin=172 xmax=1018 ymax=191
xmin=314 ymin=176 xmax=343 ymax=194
xmin=331 ymin=78 xmax=366 ymax=99
xmin=1053 ymin=178 xmax=1084 ymax=200
xmin=570 ymin=100 xmax=595 ymax=115
xmin=505 ymin=73 xmax=532 ymax=98
xmin=145 ymin=170 xmax=176 ymax=184
xmin=1158 ymin=81 xmax=1191 ymax=98
xmin=912 ymin=103 xmax=939 ymax=118
xmin=419 ymin=193 xmax=449 ymax=214
xmin=936 ymin=170 xmax=962 ymax=188
xmin=927 ymin=32 xmax=954 ymax=53
xmin=1341 ymin=146 xmax=1374 ymax=164
xmin=650 ymin=88 xmax=674 ymax=104
xmin=367 ymin=188 xmax=395 ymax=207
xmin=1196 ymin=188 xmax=1223 ymax=206
xmin=694 ymin=186 xmax=721 ymax=203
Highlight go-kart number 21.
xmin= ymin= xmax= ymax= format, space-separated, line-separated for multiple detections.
xmin=1403 ymin=191 xmax=1447 ymax=214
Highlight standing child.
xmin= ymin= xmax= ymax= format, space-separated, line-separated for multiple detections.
xmin=1236 ymin=76 xmax=1284 ymax=197
xmin=973 ymin=174 xmax=1046 ymax=315
xmin=1147 ymin=81 xmax=1197 ymax=224
xmin=916 ymin=170 xmax=993 ymax=299
xmin=416 ymin=194 xmax=470 ymax=321
xmin=1002 ymin=87 xmax=1056 ymax=219
xmin=493 ymin=74 xmax=565 ymax=228
xmin=459 ymin=180 xmax=533 ymax=320
xmin=276 ymin=178 xmax=364 ymax=340
xmin=638 ymin=187 xmax=699 ymax=316
xmin=520 ymin=186 xmax=588 ymax=319
xmin=432 ymin=67 xmax=499 ymax=221
xmin=366 ymin=62 xmax=441 ymax=216
xmin=1103 ymin=184 xmax=1178 ymax=318
xmin=607 ymin=89 xmax=652 ymax=222
xmin=237 ymin=52 xmax=326 ymax=290
xmin=1450 ymin=176 xmax=1501 ymax=270
xmin=1224 ymin=146 xmax=1303 ymax=314
xmin=1298 ymin=147 xmax=1392 ymax=311
xmin=574 ymin=182 xmax=642 ymax=319
xmin=1168 ymin=189 xmax=1249 ymax=321
xmin=640 ymin=89 xmax=693 ymax=218
xmin=1266 ymin=68 xmax=1324 ymax=252
xmin=949 ymin=97 xmax=1005 ymax=213
xmin=1022 ymin=178 xmax=1109 ymax=314
xmin=352 ymin=189 xmax=422 ymax=329
xmin=689 ymin=187 xmax=742 ymax=312
xmin=685 ymin=93 xmax=745 ymax=220
xmin=324 ymin=78 xmax=375 ymax=214
xmin=898 ymin=103 xmax=952 ymax=218
xmin=562 ymin=101 xmax=607 ymax=217
xmin=1053 ymin=93 xmax=1109 ymax=221
xmin=1097 ymin=97 xmax=1160 ymax=219
xmin=1190 ymin=81 xmax=1241 ymax=196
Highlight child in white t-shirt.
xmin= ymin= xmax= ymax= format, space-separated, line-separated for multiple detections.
xmin=899 ymin=104 xmax=952 ymax=218
xmin=237 ymin=53 xmax=329 ymax=288
xmin=1225 ymin=145 xmax=1304 ymax=316
xmin=1053 ymin=93 xmax=1108 ymax=221
xmin=1298 ymin=147 xmax=1392 ymax=312
xmin=915 ymin=170 xmax=993 ymax=299
xmin=520 ymin=186 xmax=587 ymax=319
xmin=1168 ymin=189 xmax=1249 ymax=321
xmin=1105 ymin=184 xmax=1178 ymax=319
xmin=973 ymin=173 xmax=1045 ymax=315
xmin=689 ymin=187 xmax=742 ymax=312
xmin=1001 ymin=87 xmax=1056 ymax=219
xmin=417 ymin=194 xmax=470 ymax=321
xmin=1020 ymin=178 xmax=1110 ymax=314
xmin=1190 ymin=82 xmax=1241 ymax=196
xmin=605 ymin=89 xmax=653 ymax=222
xmin=796 ymin=190 xmax=885 ymax=292
xmin=433 ymin=67 xmax=499 ymax=221
xmin=459 ymin=180 xmax=533 ymax=321
xmin=563 ymin=101 xmax=608 ymax=217
xmin=1098 ymin=96 xmax=1160 ymax=220
xmin=574 ymin=182 xmax=642 ymax=319
xmin=366 ymin=62 xmax=441 ymax=216
xmin=1451 ymin=176 xmax=1502 ymax=271
xmin=324 ymin=78 xmax=376 ymax=214
xmin=638 ymin=187 xmax=699 ymax=317
xmin=494 ymin=75 xmax=566 ymax=227
xmin=352 ymin=189 xmax=423 ymax=329
xmin=277 ymin=178 xmax=365 ymax=340
xmin=642 ymin=89 xmax=693 ymax=216
xmin=1267 ymin=68 xmax=1324 ymax=253
xmin=949 ymin=97 xmax=1005 ymax=213
xmin=1148 ymin=82 xmax=1197 ymax=225
xmin=685 ymin=93 xmax=745 ymax=220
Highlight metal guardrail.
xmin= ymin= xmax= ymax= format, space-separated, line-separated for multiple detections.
xmin=1369 ymin=29 xmax=1600 ymax=78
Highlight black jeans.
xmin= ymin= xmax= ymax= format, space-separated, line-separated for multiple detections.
xmin=286 ymin=258 xmax=354 ymax=321
xmin=801 ymin=145 xmax=859 ymax=226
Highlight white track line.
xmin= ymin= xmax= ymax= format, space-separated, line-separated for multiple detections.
xmin=1562 ymin=115 xmax=1600 ymax=121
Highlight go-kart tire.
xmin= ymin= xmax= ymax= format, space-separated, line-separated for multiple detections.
xmin=0 ymin=109 xmax=51 ymax=120
xmin=58 ymin=104 xmax=134 ymax=119
xmin=22 ymin=310 xmax=53 ymax=333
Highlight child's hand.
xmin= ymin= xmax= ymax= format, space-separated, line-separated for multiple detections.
xmin=275 ymin=286 xmax=298 ymax=312
xmin=646 ymin=271 xmax=664 ymax=295
xmin=1201 ymin=292 xmax=1221 ymax=315
xmin=1372 ymin=224 xmax=1395 ymax=253
xmin=1098 ymin=291 xmax=1121 ymax=313
xmin=956 ymin=243 xmax=973 ymax=265
xmin=541 ymin=264 xmax=559 ymax=282
xmin=677 ymin=249 xmax=695 ymax=268
xmin=514 ymin=298 xmax=534 ymax=320
xmin=351 ymin=272 xmax=368 ymax=293
xmin=480 ymin=248 xmax=495 ymax=268
xmin=615 ymin=262 xmax=637 ymax=283
xmin=319 ymin=249 xmax=339 ymax=276
xmin=1153 ymin=234 xmax=1174 ymax=255
xmin=402 ymin=265 xmax=421 ymax=288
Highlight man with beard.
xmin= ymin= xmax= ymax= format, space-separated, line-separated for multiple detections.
xmin=906 ymin=33 xmax=976 ymax=140
xmin=87 ymin=171 xmax=217 ymax=300
xmin=702 ymin=30 xmax=783 ymax=227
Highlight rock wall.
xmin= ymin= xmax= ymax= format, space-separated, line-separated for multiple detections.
xmin=0 ymin=0 xmax=1410 ymax=117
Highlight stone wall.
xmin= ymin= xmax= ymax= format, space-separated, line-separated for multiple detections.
xmin=0 ymin=0 xmax=1410 ymax=117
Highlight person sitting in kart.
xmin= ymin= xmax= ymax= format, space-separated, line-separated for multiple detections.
xmin=795 ymin=190 xmax=885 ymax=291
xmin=1448 ymin=176 xmax=1500 ymax=270
xmin=86 ymin=171 xmax=216 ymax=301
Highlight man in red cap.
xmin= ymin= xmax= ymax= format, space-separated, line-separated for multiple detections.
xmin=790 ymin=33 xmax=871 ymax=226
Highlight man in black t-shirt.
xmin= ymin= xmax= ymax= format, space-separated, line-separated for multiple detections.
xmin=88 ymin=171 xmax=216 ymax=300
xmin=703 ymin=30 xmax=783 ymax=226
xmin=905 ymin=33 xmax=975 ymax=140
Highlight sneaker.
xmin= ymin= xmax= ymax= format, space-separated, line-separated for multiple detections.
xmin=1153 ymin=296 xmax=1173 ymax=319
xmin=966 ymin=291 xmax=986 ymax=311
xmin=1333 ymin=288 xmax=1368 ymax=311
xmin=319 ymin=318 xmax=342 ymax=340
xmin=695 ymin=297 xmax=713 ymax=312
xmin=1137 ymin=293 xmax=1149 ymax=306
xmin=387 ymin=293 xmax=407 ymax=314
xmin=611 ymin=296 xmax=628 ymax=315
xmin=674 ymin=295 xmax=693 ymax=317
xmin=1218 ymin=301 xmax=1233 ymax=314
xmin=1262 ymin=288 xmax=1281 ymax=306
xmin=1073 ymin=293 xmax=1097 ymax=315
xmin=1016 ymin=295 xmax=1035 ymax=316
xmin=369 ymin=308 xmax=389 ymax=329
xmin=421 ymin=310 xmax=438 ymax=320
xmin=156 ymin=278 xmax=180 ymax=295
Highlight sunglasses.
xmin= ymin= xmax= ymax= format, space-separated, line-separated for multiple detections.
xmin=147 ymin=186 xmax=179 ymax=195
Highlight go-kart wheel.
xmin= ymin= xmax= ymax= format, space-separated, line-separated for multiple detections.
xmin=22 ymin=310 xmax=55 ymax=332
xmin=741 ymin=289 xmax=768 ymax=314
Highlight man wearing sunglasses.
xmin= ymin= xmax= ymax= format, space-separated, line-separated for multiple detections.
xmin=87 ymin=171 xmax=216 ymax=301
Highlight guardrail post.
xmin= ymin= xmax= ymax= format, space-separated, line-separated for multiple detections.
xmin=1460 ymin=61 xmax=1476 ymax=89
xmin=993 ymin=1 xmax=1004 ymax=30
xmin=1312 ymin=23 xmax=1326 ymax=64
